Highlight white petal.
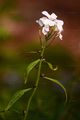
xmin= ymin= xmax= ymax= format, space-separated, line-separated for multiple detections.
xmin=40 ymin=17 xmax=55 ymax=26
xmin=36 ymin=20 xmax=38 ymax=24
xmin=42 ymin=27 xmax=48 ymax=35
xmin=40 ymin=17 xmax=48 ymax=23
xmin=42 ymin=11 xmax=57 ymax=21
xmin=36 ymin=20 xmax=43 ymax=26
xmin=42 ymin=25 xmax=50 ymax=35
xmin=48 ymin=19 xmax=55 ymax=26
xmin=50 ymin=13 xmax=57 ymax=20
xmin=54 ymin=19 xmax=64 ymax=32
xmin=59 ymin=34 xmax=63 ymax=40
xmin=57 ymin=24 xmax=63 ymax=32
xmin=56 ymin=19 xmax=64 ymax=25
xmin=39 ymin=17 xmax=48 ymax=25
xmin=44 ymin=25 xmax=49 ymax=32
xmin=42 ymin=11 xmax=51 ymax=19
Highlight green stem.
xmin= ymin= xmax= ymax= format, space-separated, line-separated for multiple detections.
xmin=23 ymin=46 xmax=45 ymax=120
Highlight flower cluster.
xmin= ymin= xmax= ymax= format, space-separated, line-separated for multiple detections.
xmin=36 ymin=11 xmax=64 ymax=40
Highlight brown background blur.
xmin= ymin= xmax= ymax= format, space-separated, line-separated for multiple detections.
xmin=0 ymin=0 xmax=80 ymax=58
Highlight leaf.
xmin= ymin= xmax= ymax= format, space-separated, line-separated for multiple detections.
xmin=25 ymin=59 xmax=40 ymax=84
xmin=5 ymin=88 xmax=32 ymax=111
xmin=45 ymin=61 xmax=58 ymax=71
xmin=43 ymin=76 xmax=67 ymax=103
xmin=26 ymin=51 xmax=37 ymax=54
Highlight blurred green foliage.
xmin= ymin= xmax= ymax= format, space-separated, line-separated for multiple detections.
xmin=0 ymin=27 xmax=12 ymax=41
xmin=0 ymin=0 xmax=16 ymax=13
xmin=0 ymin=43 xmax=80 ymax=120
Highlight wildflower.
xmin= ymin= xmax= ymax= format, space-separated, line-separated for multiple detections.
xmin=36 ymin=11 xmax=64 ymax=40
xmin=42 ymin=11 xmax=57 ymax=20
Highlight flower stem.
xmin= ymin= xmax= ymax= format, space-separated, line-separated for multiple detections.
xmin=23 ymin=46 xmax=45 ymax=120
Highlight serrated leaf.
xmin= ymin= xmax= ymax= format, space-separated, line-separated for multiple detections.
xmin=5 ymin=88 xmax=32 ymax=111
xmin=45 ymin=61 xmax=58 ymax=71
xmin=44 ymin=76 xmax=67 ymax=103
xmin=25 ymin=59 xmax=40 ymax=84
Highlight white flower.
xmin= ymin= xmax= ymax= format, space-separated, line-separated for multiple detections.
xmin=42 ymin=25 xmax=49 ymax=35
xmin=36 ymin=17 xmax=55 ymax=27
xmin=54 ymin=19 xmax=64 ymax=40
xmin=36 ymin=16 xmax=55 ymax=35
xmin=59 ymin=34 xmax=62 ymax=40
xmin=42 ymin=11 xmax=57 ymax=20
xmin=55 ymin=20 xmax=64 ymax=32
xmin=36 ymin=11 xmax=64 ymax=39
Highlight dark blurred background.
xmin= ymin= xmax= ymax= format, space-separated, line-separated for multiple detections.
xmin=0 ymin=0 xmax=80 ymax=120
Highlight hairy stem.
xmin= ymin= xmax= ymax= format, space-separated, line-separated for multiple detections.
xmin=23 ymin=46 xmax=45 ymax=120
